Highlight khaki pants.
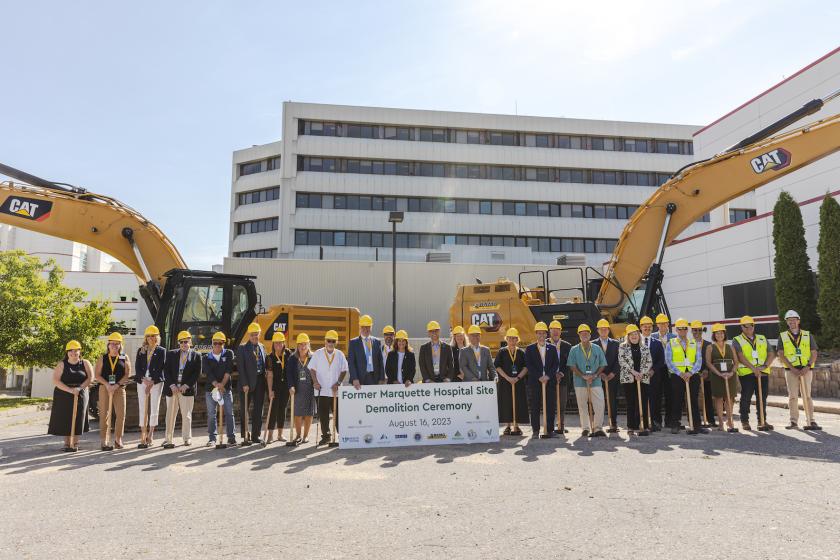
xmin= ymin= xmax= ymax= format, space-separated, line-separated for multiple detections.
xmin=784 ymin=369 xmax=813 ymax=422
xmin=98 ymin=384 xmax=127 ymax=444
xmin=164 ymin=394 xmax=195 ymax=444
xmin=575 ymin=385 xmax=605 ymax=431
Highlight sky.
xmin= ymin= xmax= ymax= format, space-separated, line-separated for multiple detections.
xmin=1 ymin=1 xmax=838 ymax=269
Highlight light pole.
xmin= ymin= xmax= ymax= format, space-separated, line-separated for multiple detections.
xmin=388 ymin=211 xmax=404 ymax=327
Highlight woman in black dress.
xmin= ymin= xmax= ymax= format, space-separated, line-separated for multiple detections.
xmin=48 ymin=340 xmax=93 ymax=451
xmin=286 ymin=333 xmax=315 ymax=444
xmin=494 ymin=328 xmax=529 ymax=434
xmin=266 ymin=331 xmax=292 ymax=443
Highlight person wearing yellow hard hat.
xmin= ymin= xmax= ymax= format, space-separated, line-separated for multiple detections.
xmin=449 ymin=326 xmax=468 ymax=376
xmin=733 ymin=316 xmax=774 ymax=431
xmin=203 ymin=331 xmax=237 ymax=447
xmin=380 ymin=325 xmax=396 ymax=370
xmin=617 ymin=324 xmax=652 ymax=435
xmin=595 ymin=318 xmax=620 ymax=433
xmin=134 ymin=325 xmax=166 ymax=448
xmin=664 ymin=319 xmax=707 ymax=435
xmin=638 ymin=315 xmax=666 ymax=431
xmin=386 ymin=330 xmax=416 ymax=389
xmin=48 ymin=340 xmax=93 ymax=452
xmin=348 ymin=315 xmax=386 ymax=389
xmin=234 ymin=322 xmax=268 ymax=445
xmin=524 ymin=321 xmax=560 ymax=438
xmin=458 ymin=324 xmax=495 ymax=382
xmin=287 ymin=333 xmax=315 ymax=443
xmin=547 ymin=320 xmax=572 ymax=434
xmin=162 ymin=330 xmax=201 ymax=449
xmin=567 ymin=324 xmax=608 ymax=437
xmin=651 ymin=313 xmax=676 ymax=433
xmin=705 ymin=323 xmax=739 ymax=433
xmin=93 ymin=332 xmax=132 ymax=450
xmin=777 ymin=310 xmax=821 ymax=431
xmin=310 ymin=330 xmax=349 ymax=445
xmin=265 ymin=331 xmax=292 ymax=443
xmin=690 ymin=321 xmax=715 ymax=429
xmin=419 ymin=320 xmax=455 ymax=383
xmin=495 ymin=327 xmax=529 ymax=435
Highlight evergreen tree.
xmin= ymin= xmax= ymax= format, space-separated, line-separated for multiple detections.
xmin=772 ymin=191 xmax=819 ymax=333
xmin=817 ymin=194 xmax=840 ymax=349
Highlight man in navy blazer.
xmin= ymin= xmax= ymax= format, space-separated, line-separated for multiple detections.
xmin=640 ymin=317 xmax=666 ymax=431
xmin=595 ymin=320 xmax=621 ymax=432
xmin=524 ymin=322 xmax=560 ymax=437
xmin=348 ymin=314 xmax=385 ymax=388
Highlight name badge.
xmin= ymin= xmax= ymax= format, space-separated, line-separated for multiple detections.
xmin=585 ymin=369 xmax=592 ymax=375
xmin=795 ymin=348 xmax=802 ymax=355
xmin=433 ymin=364 xmax=440 ymax=374
xmin=511 ymin=365 xmax=517 ymax=375
xmin=720 ymin=362 xmax=728 ymax=372
xmin=751 ymin=350 xmax=759 ymax=360
xmin=177 ymin=373 xmax=183 ymax=384
xmin=108 ymin=374 xmax=116 ymax=385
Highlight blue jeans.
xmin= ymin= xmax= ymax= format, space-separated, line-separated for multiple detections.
xmin=206 ymin=390 xmax=235 ymax=441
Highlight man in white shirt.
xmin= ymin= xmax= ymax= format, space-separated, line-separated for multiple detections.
xmin=309 ymin=330 xmax=349 ymax=446
xmin=381 ymin=325 xmax=395 ymax=368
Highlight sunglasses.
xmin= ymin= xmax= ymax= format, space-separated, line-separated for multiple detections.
xmin=212 ymin=341 xmax=223 ymax=346
xmin=326 ymin=339 xmax=337 ymax=344
xmin=676 ymin=327 xmax=688 ymax=331
xmin=179 ymin=340 xmax=190 ymax=344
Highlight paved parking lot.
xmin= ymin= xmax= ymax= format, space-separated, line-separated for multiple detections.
xmin=1 ymin=405 xmax=838 ymax=559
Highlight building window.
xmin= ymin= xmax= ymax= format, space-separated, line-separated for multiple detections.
xmin=730 ymin=208 xmax=757 ymax=224
xmin=239 ymin=187 xmax=280 ymax=206
xmin=236 ymin=217 xmax=278 ymax=235
xmin=267 ymin=156 xmax=281 ymax=170
xmin=234 ymin=248 xmax=277 ymax=259
xmin=239 ymin=161 xmax=263 ymax=176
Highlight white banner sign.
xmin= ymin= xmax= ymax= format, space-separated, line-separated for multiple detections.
xmin=338 ymin=382 xmax=500 ymax=449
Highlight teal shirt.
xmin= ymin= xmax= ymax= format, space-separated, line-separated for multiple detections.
xmin=568 ymin=343 xmax=607 ymax=388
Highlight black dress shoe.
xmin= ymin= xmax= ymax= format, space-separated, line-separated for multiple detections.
xmin=318 ymin=437 xmax=330 ymax=446
xmin=503 ymin=426 xmax=511 ymax=435
xmin=162 ymin=443 xmax=175 ymax=449
xmin=652 ymin=422 xmax=662 ymax=432
xmin=592 ymin=430 xmax=607 ymax=437
xmin=581 ymin=429 xmax=590 ymax=437
xmin=805 ymin=422 xmax=822 ymax=431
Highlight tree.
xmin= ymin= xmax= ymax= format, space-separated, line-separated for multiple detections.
xmin=772 ymin=191 xmax=819 ymax=333
xmin=818 ymin=194 xmax=840 ymax=349
xmin=0 ymin=251 xmax=112 ymax=369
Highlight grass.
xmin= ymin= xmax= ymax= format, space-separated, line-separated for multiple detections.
xmin=0 ymin=397 xmax=51 ymax=410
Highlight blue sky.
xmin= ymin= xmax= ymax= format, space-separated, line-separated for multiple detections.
xmin=1 ymin=1 xmax=837 ymax=269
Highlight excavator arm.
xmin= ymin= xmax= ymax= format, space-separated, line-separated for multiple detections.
xmin=0 ymin=164 xmax=186 ymax=317
xmin=597 ymin=97 xmax=840 ymax=318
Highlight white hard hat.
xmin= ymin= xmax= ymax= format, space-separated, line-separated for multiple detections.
xmin=784 ymin=310 xmax=800 ymax=320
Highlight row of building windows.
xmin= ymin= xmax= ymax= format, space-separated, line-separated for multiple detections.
xmin=297 ymin=120 xmax=694 ymax=155
xmin=239 ymin=156 xmax=282 ymax=177
xmin=297 ymin=156 xmax=673 ymax=187
xmin=294 ymin=229 xmax=618 ymax=254
xmin=730 ymin=208 xmax=758 ymax=224
xmin=235 ymin=217 xmax=278 ymax=235
xmin=238 ymin=186 xmax=280 ymax=206
xmin=233 ymin=248 xmax=278 ymax=259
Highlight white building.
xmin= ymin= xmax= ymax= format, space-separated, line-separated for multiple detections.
xmin=662 ymin=46 xmax=840 ymax=338
xmin=230 ymin=102 xmax=704 ymax=266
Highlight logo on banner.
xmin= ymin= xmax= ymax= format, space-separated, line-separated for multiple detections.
xmin=0 ymin=197 xmax=53 ymax=222
xmin=379 ymin=434 xmax=389 ymax=442
xmin=427 ymin=433 xmax=447 ymax=440
xmin=395 ymin=434 xmax=408 ymax=440
xmin=341 ymin=436 xmax=360 ymax=443
xmin=467 ymin=429 xmax=477 ymax=440
xmin=452 ymin=431 xmax=464 ymax=441
xmin=750 ymin=148 xmax=791 ymax=173
xmin=414 ymin=433 xmax=422 ymax=441
xmin=363 ymin=434 xmax=373 ymax=444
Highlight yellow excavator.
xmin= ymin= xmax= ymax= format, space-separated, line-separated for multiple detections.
xmin=0 ymin=164 xmax=359 ymax=351
xmin=451 ymin=90 xmax=840 ymax=349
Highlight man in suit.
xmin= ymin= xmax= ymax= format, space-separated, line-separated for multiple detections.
xmin=595 ymin=319 xmax=620 ymax=433
xmin=525 ymin=322 xmax=560 ymax=438
xmin=418 ymin=321 xmax=455 ymax=383
xmin=162 ymin=330 xmax=202 ymax=448
xmin=548 ymin=320 xmax=571 ymax=434
xmin=348 ymin=314 xmax=385 ymax=388
xmin=458 ymin=325 xmax=495 ymax=382
xmin=235 ymin=322 xmax=268 ymax=445
xmin=640 ymin=316 xmax=666 ymax=431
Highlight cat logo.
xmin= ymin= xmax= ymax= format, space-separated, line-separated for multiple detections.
xmin=0 ymin=197 xmax=53 ymax=222
xmin=470 ymin=312 xmax=502 ymax=332
xmin=263 ymin=312 xmax=289 ymax=341
xmin=750 ymin=148 xmax=791 ymax=174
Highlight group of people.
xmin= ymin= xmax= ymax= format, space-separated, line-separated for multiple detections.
xmin=47 ymin=309 xmax=822 ymax=452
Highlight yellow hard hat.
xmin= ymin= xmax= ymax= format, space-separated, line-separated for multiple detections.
xmin=690 ymin=320 xmax=704 ymax=330
xmin=505 ymin=327 xmax=520 ymax=338
xmin=324 ymin=330 xmax=339 ymax=341
xmin=597 ymin=319 xmax=610 ymax=329
xmin=625 ymin=324 xmax=640 ymax=335
xmin=177 ymin=330 xmax=192 ymax=342
xmin=549 ymin=320 xmax=562 ymax=330
xmin=577 ymin=324 xmax=591 ymax=333
xmin=711 ymin=323 xmax=726 ymax=333
xmin=359 ymin=315 xmax=373 ymax=327
xmin=107 ymin=332 xmax=123 ymax=343
xmin=395 ymin=329 xmax=408 ymax=340
xmin=246 ymin=322 xmax=261 ymax=334
xmin=674 ymin=318 xmax=689 ymax=328
xmin=271 ymin=332 xmax=286 ymax=343
xmin=451 ymin=326 xmax=465 ymax=335
xmin=426 ymin=320 xmax=441 ymax=331
xmin=382 ymin=325 xmax=395 ymax=335
xmin=739 ymin=315 xmax=755 ymax=326
xmin=534 ymin=321 xmax=548 ymax=332
xmin=65 ymin=340 xmax=81 ymax=351
xmin=211 ymin=332 xmax=226 ymax=343
xmin=144 ymin=325 xmax=160 ymax=337
xmin=639 ymin=316 xmax=654 ymax=326
xmin=467 ymin=324 xmax=482 ymax=335
xmin=655 ymin=314 xmax=669 ymax=324
xmin=296 ymin=333 xmax=310 ymax=344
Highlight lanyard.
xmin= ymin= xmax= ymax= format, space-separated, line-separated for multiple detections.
xmin=714 ymin=342 xmax=727 ymax=358
xmin=108 ymin=354 xmax=119 ymax=374
xmin=581 ymin=344 xmax=593 ymax=372
xmin=507 ymin=347 xmax=517 ymax=362
xmin=788 ymin=331 xmax=802 ymax=348
xmin=180 ymin=351 xmax=188 ymax=372
xmin=325 ymin=349 xmax=336 ymax=367
xmin=276 ymin=352 xmax=285 ymax=370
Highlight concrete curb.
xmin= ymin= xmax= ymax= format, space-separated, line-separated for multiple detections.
xmin=766 ymin=400 xmax=839 ymax=415
xmin=0 ymin=402 xmax=52 ymax=417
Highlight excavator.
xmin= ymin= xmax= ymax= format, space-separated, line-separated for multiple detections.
xmin=451 ymin=90 xmax=840 ymax=349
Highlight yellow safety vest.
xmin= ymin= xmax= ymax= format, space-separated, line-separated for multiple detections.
xmin=779 ymin=330 xmax=811 ymax=368
xmin=734 ymin=334 xmax=770 ymax=375
xmin=668 ymin=337 xmax=697 ymax=374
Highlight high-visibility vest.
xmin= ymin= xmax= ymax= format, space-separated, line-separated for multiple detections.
xmin=779 ymin=330 xmax=811 ymax=368
xmin=734 ymin=334 xmax=770 ymax=375
xmin=668 ymin=337 xmax=697 ymax=374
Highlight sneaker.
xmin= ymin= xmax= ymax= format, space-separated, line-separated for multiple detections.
xmin=206 ymin=440 xmax=215 ymax=447
xmin=786 ymin=421 xmax=798 ymax=430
